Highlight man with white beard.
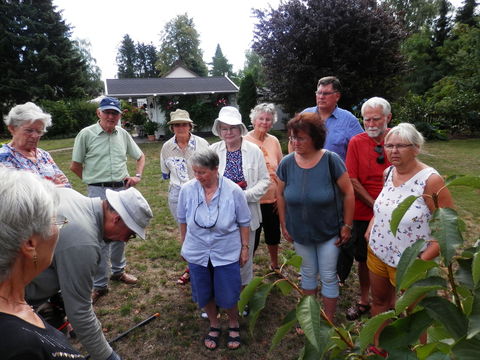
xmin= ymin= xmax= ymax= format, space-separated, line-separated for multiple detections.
xmin=339 ymin=97 xmax=392 ymax=321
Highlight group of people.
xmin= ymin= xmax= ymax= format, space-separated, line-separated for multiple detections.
xmin=0 ymin=74 xmax=453 ymax=358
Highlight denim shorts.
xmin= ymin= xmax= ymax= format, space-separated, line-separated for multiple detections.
xmin=294 ymin=236 xmax=340 ymax=298
xmin=188 ymin=260 xmax=241 ymax=309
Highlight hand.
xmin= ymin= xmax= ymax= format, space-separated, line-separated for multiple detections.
xmin=53 ymin=174 xmax=69 ymax=186
xmin=124 ymin=176 xmax=141 ymax=188
xmin=281 ymin=224 xmax=293 ymax=243
xmin=239 ymin=247 xmax=249 ymax=266
xmin=335 ymin=225 xmax=351 ymax=247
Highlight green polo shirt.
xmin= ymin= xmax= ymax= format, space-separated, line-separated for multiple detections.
xmin=72 ymin=122 xmax=143 ymax=184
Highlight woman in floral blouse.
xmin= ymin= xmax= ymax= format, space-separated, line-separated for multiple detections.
xmin=0 ymin=102 xmax=71 ymax=187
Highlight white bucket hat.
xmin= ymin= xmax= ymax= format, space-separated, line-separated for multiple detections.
xmin=106 ymin=187 xmax=153 ymax=240
xmin=212 ymin=106 xmax=248 ymax=137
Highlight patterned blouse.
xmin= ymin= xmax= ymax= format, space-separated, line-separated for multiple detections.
xmin=223 ymin=149 xmax=246 ymax=188
xmin=369 ymin=166 xmax=438 ymax=267
xmin=0 ymin=144 xmax=71 ymax=187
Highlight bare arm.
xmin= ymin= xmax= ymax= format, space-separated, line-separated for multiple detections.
xmin=335 ymin=172 xmax=355 ymax=247
xmin=179 ymin=223 xmax=187 ymax=245
xmin=239 ymin=226 xmax=250 ymax=266
xmin=350 ymin=177 xmax=375 ymax=208
xmin=420 ymin=173 xmax=455 ymax=260
xmin=276 ymin=178 xmax=292 ymax=242
xmin=69 ymin=161 xmax=83 ymax=179
xmin=125 ymin=153 xmax=146 ymax=188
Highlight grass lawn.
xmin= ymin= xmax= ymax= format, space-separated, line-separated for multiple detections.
xmin=40 ymin=136 xmax=480 ymax=359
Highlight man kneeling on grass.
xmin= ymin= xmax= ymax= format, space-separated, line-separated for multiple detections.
xmin=26 ymin=187 xmax=153 ymax=360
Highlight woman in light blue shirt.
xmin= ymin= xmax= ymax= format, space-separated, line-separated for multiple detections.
xmin=177 ymin=149 xmax=251 ymax=351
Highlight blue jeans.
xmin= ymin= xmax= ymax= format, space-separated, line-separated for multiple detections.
xmin=88 ymin=185 xmax=127 ymax=290
xmin=294 ymin=236 xmax=340 ymax=298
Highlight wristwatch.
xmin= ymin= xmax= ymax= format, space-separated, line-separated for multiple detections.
xmin=135 ymin=173 xmax=142 ymax=179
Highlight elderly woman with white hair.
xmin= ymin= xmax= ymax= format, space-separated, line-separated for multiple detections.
xmin=177 ymin=149 xmax=251 ymax=350
xmin=0 ymin=168 xmax=83 ymax=359
xmin=210 ymin=106 xmax=270 ymax=291
xmin=366 ymin=123 xmax=454 ymax=353
xmin=0 ymin=102 xmax=71 ymax=187
xmin=244 ymin=103 xmax=283 ymax=270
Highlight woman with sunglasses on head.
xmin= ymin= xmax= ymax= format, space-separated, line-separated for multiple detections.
xmin=366 ymin=123 xmax=454 ymax=355
xmin=0 ymin=102 xmax=71 ymax=187
xmin=0 ymin=168 xmax=84 ymax=359
xmin=277 ymin=112 xmax=355 ymax=324
xmin=177 ymin=149 xmax=251 ymax=351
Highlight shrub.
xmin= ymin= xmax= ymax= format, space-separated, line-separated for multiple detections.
xmin=242 ymin=175 xmax=480 ymax=359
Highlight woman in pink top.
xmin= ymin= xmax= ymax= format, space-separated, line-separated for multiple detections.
xmin=245 ymin=103 xmax=283 ymax=270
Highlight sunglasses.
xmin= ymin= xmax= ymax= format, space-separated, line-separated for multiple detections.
xmin=374 ymin=145 xmax=385 ymax=164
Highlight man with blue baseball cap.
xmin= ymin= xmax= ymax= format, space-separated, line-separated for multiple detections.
xmin=70 ymin=96 xmax=146 ymax=303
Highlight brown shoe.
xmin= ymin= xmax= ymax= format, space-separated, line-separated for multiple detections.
xmin=91 ymin=288 xmax=109 ymax=304
xmin=110 ymin=272 xmax=138 ymax=284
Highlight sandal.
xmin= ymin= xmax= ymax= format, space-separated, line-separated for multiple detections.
xmin=176 ymin=268 xmax=190 ymax=285
xmin=346 ymin=303 xmax=371 ymax=321
xmin=204 ymin=327 xmax=221 ymax=350
xmin=227 ymin=327 xmax=241 ymax=350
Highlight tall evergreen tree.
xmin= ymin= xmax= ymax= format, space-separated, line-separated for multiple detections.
xmin=116 ymin=34 xmax=137 ymax=78
xmin=455 ymin=0 xmax=478 ymax=26
xmin=432 ymin=0 xmax=453 ymax=47
xmin=156 ymin=14 xmax=208 ymax=76
xmin=209 ymin=44 xmax=233 ymax=76
xmin=0 ymin=0 xmax=97 ymax=116
xmin=237 ymin=73 xmax=257 ymax=125
xmin=136 ymin=42 xmax=159 ymax=77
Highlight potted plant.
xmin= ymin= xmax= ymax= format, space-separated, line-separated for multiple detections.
xmin=144 ymin=120 xmax=158 ymax=141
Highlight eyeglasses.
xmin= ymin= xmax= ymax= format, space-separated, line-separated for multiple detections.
xmin=288 ymin=136 xmax=308 ymax=143
xmin=374 ymin=145 xmax=385 ymax=164
xmin=384 ymin=144 xmax=414 ymax=150
xmin=315 ymin=91 xmax=338 ymax=96
xmin=53 ymin=215 xmax=69 ymax=229
xmin=23 ymin=128 xmax=45 ymax=137
xmin=193 ymin=184 xmax=222 ymax=229
xmin=102 ymin=110 xmax=121 ymax=116
xmin=219 ymin=126 xmax=239 ymax=133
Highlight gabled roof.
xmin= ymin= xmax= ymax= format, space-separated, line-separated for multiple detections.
xmin=106 ymin=77 xmax=239 ymax=97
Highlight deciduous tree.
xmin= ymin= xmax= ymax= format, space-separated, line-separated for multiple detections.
xmin=156 ymin=14 xmax=208 ymax=76
xmin=252 ymin=0 xmax=406 ymax=114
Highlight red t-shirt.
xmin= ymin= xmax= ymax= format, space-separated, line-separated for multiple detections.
xmin=345 ymin=132 xmax=391 ymax=221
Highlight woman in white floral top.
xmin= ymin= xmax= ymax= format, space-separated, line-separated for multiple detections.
xmin=365 ymin=123 xmax=454 ymax=352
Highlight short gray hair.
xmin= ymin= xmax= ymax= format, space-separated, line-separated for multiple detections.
xmin=361 ymin=97 xmax=391 ymax=116
xmin=249 ymin=103 xmax=278 ymax=125
xmin=3 ymin=102 xmax=52 ymax=130
xmin=189 ymin=149 xmax=219 ymax=170
xmin=385 ymin=123 xmax=425 ymax=149
xmin=0 ymin=168 xmax=58 ymax=282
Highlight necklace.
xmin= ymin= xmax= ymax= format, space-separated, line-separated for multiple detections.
xmin=0 ymin=294 xmax=34 ymax=311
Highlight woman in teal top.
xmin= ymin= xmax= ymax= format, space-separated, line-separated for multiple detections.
xmin=276 ymin=112 xmax=354 ymax=323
